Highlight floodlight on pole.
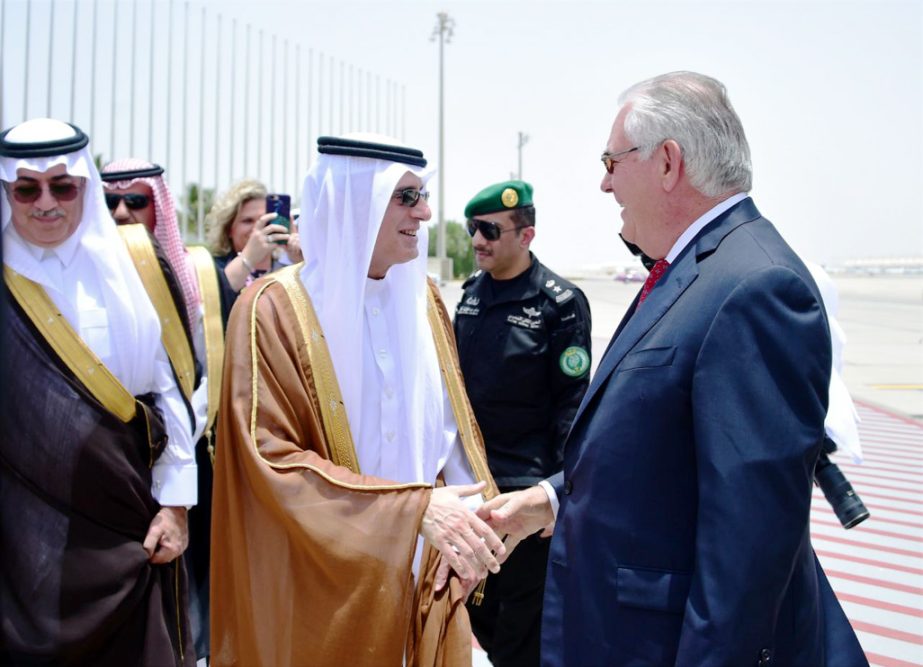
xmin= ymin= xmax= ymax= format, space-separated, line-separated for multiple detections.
xmin=431 ymin=11 xmax=454 ymax=273
xmin=518 ymin=131 xmax=530 ymax=180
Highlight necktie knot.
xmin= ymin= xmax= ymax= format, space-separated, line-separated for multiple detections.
xmin=637 ymin=259 xmax=670 ymax=309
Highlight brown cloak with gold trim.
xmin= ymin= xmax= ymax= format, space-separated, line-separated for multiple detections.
xmin=210 ymin=268 xmax=496 ymax=667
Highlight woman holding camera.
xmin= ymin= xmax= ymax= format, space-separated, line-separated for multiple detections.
xmin=206 ymin=179 xmax=303 ymax=297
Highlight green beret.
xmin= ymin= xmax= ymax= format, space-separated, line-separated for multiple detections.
xmin=464 ymin=180 xmax=534 ymax=218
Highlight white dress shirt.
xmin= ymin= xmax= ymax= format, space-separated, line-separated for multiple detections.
xmin=26 ymin=236 xmax=197 ymax=507
xmin=358 ymin=278 xmax=478 ymax=576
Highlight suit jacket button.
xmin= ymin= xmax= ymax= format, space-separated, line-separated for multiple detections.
xmin=563 ymin=480 xmax=573 ymax=495
xmin=758 ymin=648 xmax=771 ymax=665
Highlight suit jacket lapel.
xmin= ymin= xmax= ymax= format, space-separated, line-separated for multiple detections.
xmin=572 ymin=253 xmax=698 ymax=426
xmin=600 ymin=291 xmax=640 ymax=359
xmin=569 ymin=197 xmax=762 ymax=432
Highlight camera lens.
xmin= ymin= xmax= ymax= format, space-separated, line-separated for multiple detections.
xmin=815 ymin=454 xmax=870 ymax=529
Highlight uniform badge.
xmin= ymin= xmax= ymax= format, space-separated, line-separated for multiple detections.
xmin=501 ymin=187 xmax=519 ymax=208
xmin=466 ymin=296 xmax=480 ymax=306
xmin=559 ymin=346 xmax=590 ymax=378
xmin=457 ymin=305 xmax=480 ymax=316
xmin=545 ymin=279 xmax=555 ymax=288
xmin=522 ymin=306 xmax=540 ymax=318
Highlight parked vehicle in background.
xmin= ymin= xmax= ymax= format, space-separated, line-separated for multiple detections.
xmin=615 ymin=268 xmax=645 ymax=283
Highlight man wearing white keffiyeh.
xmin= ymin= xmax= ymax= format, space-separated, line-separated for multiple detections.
xmin=210 ymin=135 xmax=507 ymax=667
xmin=0 ymin=118 xmax=196 ymax=664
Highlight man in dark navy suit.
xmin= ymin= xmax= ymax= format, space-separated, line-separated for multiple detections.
xmin=478 ymin=71 xmax=867 ymax=666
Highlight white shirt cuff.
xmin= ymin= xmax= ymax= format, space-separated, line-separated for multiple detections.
xmin=190 ymin=377 xmax=210 ymax=443
xmin=151 ymin=462 xmax=198 ymax=507
xmin=538 ymin=480 xmax=560 ymax=519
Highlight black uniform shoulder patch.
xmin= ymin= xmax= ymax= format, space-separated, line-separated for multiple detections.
xmin=461 ymin=269 xmax=483 ymax=290
xmin=539 ymin=270 xmax=577 ymax=307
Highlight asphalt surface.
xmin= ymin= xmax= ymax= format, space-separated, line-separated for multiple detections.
xmin=439 ymin=272 xmax=923 ymax=421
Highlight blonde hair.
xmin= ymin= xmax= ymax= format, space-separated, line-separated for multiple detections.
xmin=206 ymin=179 xmax=268 ymax=254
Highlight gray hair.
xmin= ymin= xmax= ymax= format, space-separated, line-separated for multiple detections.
xmin=619 ymin=71 xmax=752 ymax=196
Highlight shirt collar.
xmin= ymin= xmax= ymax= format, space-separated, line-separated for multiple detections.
xmin=665 ymin=192 xmax=748 ymax=263
xmin=17 ymin=223 xmax=82 ymax=268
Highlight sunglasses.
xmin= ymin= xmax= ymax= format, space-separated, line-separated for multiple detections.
xmin=105 ymin=193 xmax=152 ymax=211
xmin=393 ymin=187 xmax=430 ymax=207
xmin=10 ymin=181 xmax=82 ymax=204
xmin=466 ymin=218 xmax=524 ymax=241
xmin=601 ymin=146 xmax=639 ymax=174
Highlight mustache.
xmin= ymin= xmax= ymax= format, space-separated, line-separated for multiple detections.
xmin=30 ymin=208 xmax=66 ymax=218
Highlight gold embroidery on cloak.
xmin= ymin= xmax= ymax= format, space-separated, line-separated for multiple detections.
xmin=118 ymin=223 xmax=195 ymax=401
xmin=425 ymin=280 xmax=499 ymax=605
xmin=248 ymin=268 xmax=428 ymax=492
xmin=426 ymin=281 xmax=499 ymax=501
xmin=188 ymin=245 xmax=225 ymax=441
xmin=4 ymin=266 xmax=137 ymax=423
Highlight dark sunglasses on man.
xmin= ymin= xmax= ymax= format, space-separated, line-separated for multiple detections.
xmin=466 ymin=218 xmax=525 ymax=241
xmin=10 ymin=181 xmax=81 ymax=204
xmin=105 ymin=193 xmax=152 ymax=211
xmin=393 ymin=187 xmax=430 ymax=208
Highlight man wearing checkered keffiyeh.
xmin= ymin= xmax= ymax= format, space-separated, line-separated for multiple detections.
xmin=102 ymin=158 xmax=201 ymax=332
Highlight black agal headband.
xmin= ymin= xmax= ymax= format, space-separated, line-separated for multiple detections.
xmin=317 ymin=136 xmax=427 ymax=168
xmin=100 ymin=164 xmax=165 ymax=182
xmin=0 ymin=122 xmax=89 ymax=158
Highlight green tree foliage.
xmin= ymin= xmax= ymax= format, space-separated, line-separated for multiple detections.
xmin=428 ymin=220 xmax=475 ymax=278
xmin=177 ymin=183 xmax=215 ymax=244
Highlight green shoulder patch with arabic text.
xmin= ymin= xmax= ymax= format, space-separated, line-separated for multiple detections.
xmin=559 ymin=346 xmax=590 ymax=378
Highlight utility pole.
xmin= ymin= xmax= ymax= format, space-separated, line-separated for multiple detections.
xmin=517 ymin=131 xmax=530 ymax=180
xmin=431 ymin=12 xmax=454 ymax=280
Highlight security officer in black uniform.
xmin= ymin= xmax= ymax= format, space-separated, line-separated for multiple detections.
xmin=455 ymin=180 xmax=591 ymax=667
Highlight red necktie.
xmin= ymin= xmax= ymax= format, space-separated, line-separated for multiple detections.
xmin=636 ymin=259 xmax=670 ymax=309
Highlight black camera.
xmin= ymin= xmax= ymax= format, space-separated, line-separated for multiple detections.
xmin=814 ymin=438 xmax=870 ymax=529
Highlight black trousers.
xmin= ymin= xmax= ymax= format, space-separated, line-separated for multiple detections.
xmin=467 ymin=532 xmax=550 ymax=667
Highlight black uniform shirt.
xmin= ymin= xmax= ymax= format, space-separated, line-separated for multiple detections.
xmin=454 ymin=254 xmax=592 ymax=488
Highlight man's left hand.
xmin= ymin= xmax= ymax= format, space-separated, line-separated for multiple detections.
xmin=143 ymin=506 xmax=189 ymax=564
xmin=434 ymin=559 xmax=482 ymax=599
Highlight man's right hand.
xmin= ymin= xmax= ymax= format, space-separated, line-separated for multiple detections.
xmin=476 ymin=485 xmax=554 ymax=552
xmin=420 ymin=481 xmax=505 ymax=588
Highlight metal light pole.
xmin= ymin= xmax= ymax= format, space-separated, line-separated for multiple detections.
xmin=431 ymin=12 xmax=454 ymax=280
xmin=517 ymin=131 xmax=530 ymax=179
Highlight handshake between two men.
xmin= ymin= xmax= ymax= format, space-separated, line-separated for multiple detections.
xmin=426 ymin=482 xmax=554 ymax=596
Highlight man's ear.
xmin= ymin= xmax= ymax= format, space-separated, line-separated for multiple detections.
xmin=519 ymin=225 xmax=536 ymax=247
xmin=660 ymin=139 xmax=683 ymax=192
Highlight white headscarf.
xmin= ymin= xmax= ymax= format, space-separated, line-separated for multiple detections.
xmin=806 ymin=261 xmax=863 ymax=462
xmin=298 ymin=134 xmax=447 ymax=483
xmin=1 ymin=118 xmax=163 ymax=394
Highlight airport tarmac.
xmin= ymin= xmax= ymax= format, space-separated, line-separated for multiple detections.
xmin=438 ymin=272 xmax=923 ymax=422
